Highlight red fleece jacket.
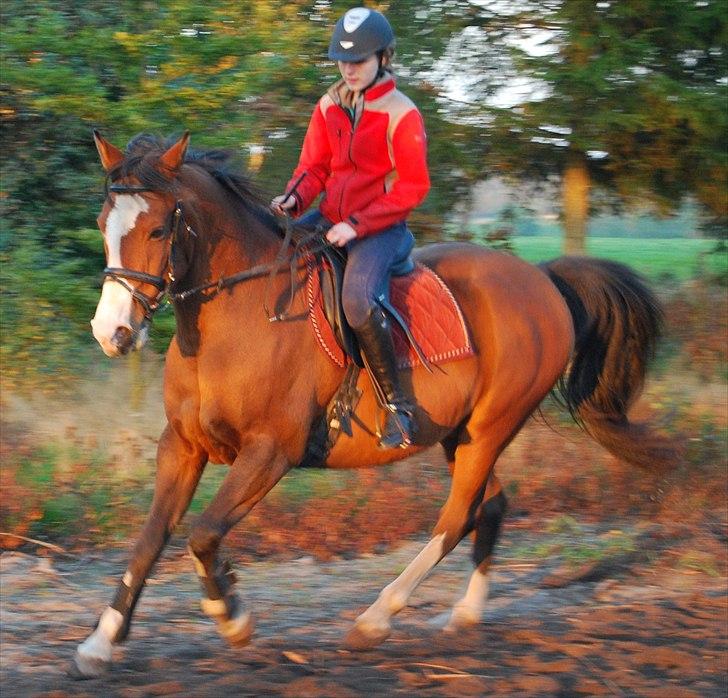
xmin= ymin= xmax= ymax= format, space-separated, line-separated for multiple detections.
xmin=285 ymin=77 xmax=430 ymax=237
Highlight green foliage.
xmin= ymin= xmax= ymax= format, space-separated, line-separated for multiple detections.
xmin=1 ymin=0 xmax=725 ymax=384
xmin=676 ymin=551 xmax=721 ymax=577
xmin=506 ymin=525 xmax=636 ymax=568
xmin=546 ymin=514 xmax=582 ymax=535
xmin=1 ymin=441 xmax=152 ymax=542
xmin=0 ymin=228 xmax=103 ymax=389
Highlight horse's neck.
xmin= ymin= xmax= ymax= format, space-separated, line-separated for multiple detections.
xmin=205 ymin=194 xmax=279 ymax=268
xmin=172 ymin=195 xmax=283 ymax=357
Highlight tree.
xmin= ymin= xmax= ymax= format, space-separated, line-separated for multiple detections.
xmin=440 ymin=0 xmax=728 ymax=252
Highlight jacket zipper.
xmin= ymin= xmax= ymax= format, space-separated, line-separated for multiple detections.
xmin=338 ymin=106 xmax=358 ymax=222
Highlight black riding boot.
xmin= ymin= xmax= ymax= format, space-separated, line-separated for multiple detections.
xmin=355 ymin=308 xmax=416 ymax=449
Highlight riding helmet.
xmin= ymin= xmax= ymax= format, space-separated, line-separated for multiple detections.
xmin=328 ymin=7 xmax=395 ymax=62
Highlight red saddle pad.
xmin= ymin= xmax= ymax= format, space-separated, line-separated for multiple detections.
xmin=307 ymin=263 xmax=474 ymax=369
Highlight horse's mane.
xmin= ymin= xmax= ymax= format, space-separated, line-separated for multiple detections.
xmin=108 ymin=133 xmax=282 ymax=234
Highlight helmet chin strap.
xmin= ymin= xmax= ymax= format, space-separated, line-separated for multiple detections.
xmin=362 ymin=53 xmax=387 ymax=93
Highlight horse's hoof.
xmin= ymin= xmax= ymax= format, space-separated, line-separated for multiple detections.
xmin=219 ymin=610 xmax=254 ymax=647
xmin=69 ymin=651 xmax=110 ymax=679
xmin=443 ymin=606 xmax=481 ymax=633
xmin=343 ymin=622 xmax=390 ymax=651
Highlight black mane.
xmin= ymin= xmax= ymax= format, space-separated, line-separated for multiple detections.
xmin=108 ymin=133 xmax=281 ymax=233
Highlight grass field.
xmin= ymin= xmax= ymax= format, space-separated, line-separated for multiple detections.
xmin=506 ymin=236 xmax=726 ymax=282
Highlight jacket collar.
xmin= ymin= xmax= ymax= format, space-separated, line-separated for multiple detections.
xmin=328 ymin=75 xmax=396 ymax=109
xmin=364 ymin=76 xmax=396 ymax=101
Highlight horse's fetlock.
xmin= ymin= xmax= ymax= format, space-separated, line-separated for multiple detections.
xmin=379 ymin=586 xmax=407 ymax=614
xmin=110 ymin=619 xmax=131 ymax=644
xmin=450 ymin=600 xmax=482 ymax=626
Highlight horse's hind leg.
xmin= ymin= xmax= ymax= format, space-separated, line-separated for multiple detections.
xmin=73 ymin=426 xmax=206 ymax=677
xmin=446 ymin=475 xmax=507 ymax=630
xmin=187 ymin=435 xmax=290 ymax=646
xmin=344 ymin=416 xmax=512 ymax=650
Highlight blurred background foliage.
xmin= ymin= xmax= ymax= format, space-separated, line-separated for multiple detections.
xmin=0 ymin=0 xmax=726 ymax=385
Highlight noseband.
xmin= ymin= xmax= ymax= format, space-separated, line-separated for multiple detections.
xmin=103 ymin=184 xmax=192 ymax=321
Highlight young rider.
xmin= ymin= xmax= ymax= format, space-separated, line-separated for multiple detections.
xmin=272 ymin=7 xmax=430 ymax=449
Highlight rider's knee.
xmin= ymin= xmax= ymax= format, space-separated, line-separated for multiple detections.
xmin=343 ymin=292 xmax=377 ymax=330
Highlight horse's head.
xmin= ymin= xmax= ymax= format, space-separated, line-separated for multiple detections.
xmin=91 ymin=131 xmax=190 ymax=357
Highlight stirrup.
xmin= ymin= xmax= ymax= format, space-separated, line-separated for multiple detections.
xmin=378 ymin=403 xmax=416 ymax=450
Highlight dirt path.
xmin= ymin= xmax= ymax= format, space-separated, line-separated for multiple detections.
xmin=2 ymin=518 xmax=726 ymax=697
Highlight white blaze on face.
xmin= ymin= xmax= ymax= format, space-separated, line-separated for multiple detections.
xmin=91 ymin=194 xmax=149 ymax=356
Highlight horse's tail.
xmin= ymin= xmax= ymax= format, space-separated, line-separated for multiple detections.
xmin=541 ymin=256 xmax=677 ymax=470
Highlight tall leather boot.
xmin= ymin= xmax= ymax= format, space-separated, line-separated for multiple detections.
xmin=355 ymin=308 xmax=416 ymax=449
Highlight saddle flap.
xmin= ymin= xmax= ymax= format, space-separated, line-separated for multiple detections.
xmin=317 ymin=247 xmax=363 ymax=367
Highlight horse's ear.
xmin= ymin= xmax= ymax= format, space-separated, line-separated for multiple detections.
xmin=159 ymin=131 xmax=190 ymax=176
xmin=93 ymin=130 xmax=125 ymax=172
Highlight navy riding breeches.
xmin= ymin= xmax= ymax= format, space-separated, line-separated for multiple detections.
xmin=297 ymin=209 xmax=415 ymax=329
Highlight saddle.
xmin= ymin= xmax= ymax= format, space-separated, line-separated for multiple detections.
xmin=308 ymin=248 xmax=473 ymax=372
xmin=315 ymin=245 xmax=416 ymax=369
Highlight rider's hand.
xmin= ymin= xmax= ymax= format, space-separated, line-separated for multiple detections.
xmin=270 ymin=194 xmax=296 ymax=215
xmin=326 ymin=222 xmax=357 ymax=247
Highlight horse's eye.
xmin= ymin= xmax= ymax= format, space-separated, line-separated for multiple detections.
xmin=149 ymin=228 xmax=166 ymax=241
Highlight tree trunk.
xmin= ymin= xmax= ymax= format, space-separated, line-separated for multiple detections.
xmin=562 ymin=152 xmax=590 ymax=255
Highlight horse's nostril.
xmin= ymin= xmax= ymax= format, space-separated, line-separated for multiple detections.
xmin=112 ymin=327 xmax=133 ymax=352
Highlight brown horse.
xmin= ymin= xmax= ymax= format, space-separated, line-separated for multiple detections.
xmin=74 ymin=132 xmax=672 ymax=677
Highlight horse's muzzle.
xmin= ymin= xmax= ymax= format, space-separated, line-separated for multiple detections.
xmin=112 ymin=327 xmax=134 ymax=355
xmin=91 ymin=321 xmax=148 ymax=358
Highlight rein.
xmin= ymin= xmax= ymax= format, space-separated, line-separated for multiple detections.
xmin=103 ymin=183 xmax=327 ymax=322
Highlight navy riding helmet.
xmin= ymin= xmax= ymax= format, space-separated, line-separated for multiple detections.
xmin=328 ymin=7 xmax=395 ymax=63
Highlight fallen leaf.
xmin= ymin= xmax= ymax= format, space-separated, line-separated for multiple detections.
xmin=282 ymin=650 xmax=308 ymax=665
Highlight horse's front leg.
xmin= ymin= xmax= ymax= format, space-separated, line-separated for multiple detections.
xmin=73 ymin=426 xmax=206 ymax=678
xmin=187 ymin=434 xmax=290 ymax=646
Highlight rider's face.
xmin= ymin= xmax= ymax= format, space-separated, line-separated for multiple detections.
xmin=338 ymin=55 xmax=379 ymax=91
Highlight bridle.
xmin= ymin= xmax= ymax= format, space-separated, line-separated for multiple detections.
xmin=102 ymin=183 xmax=328 ymax=323
xmin=103 ymin=183 xmax=189 ymax=321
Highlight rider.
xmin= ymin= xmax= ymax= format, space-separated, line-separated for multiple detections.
xmin=272 ymin=7 xmax=430 ymax=449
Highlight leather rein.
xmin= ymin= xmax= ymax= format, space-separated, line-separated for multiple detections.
xmin=103 ymin=184 xmax=325 ymax=322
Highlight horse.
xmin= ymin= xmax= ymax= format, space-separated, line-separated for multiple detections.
xmin=74 ymin=131 xmax=673 ymax=677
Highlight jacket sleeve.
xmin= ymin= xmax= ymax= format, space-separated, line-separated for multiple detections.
xmin=346 ymin=109 xmax=430 ymax=237
xmin=285 ymin=101 xmax=331 ymax=214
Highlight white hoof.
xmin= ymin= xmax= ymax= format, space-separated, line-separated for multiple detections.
xmin=71 ymin=607 xmax=121 ymax=678
xmin=344 ymin=619 xmax=391 ymax=650
xmin=218 ymin=608 xmax=254 ymax=647
xmin=70 ymin=649 xmax=111 ymax=679
xmin=201 ymin=594 xmax=254 ymax=647
xmin=444 ymin=603 xmax=482 ymax=632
